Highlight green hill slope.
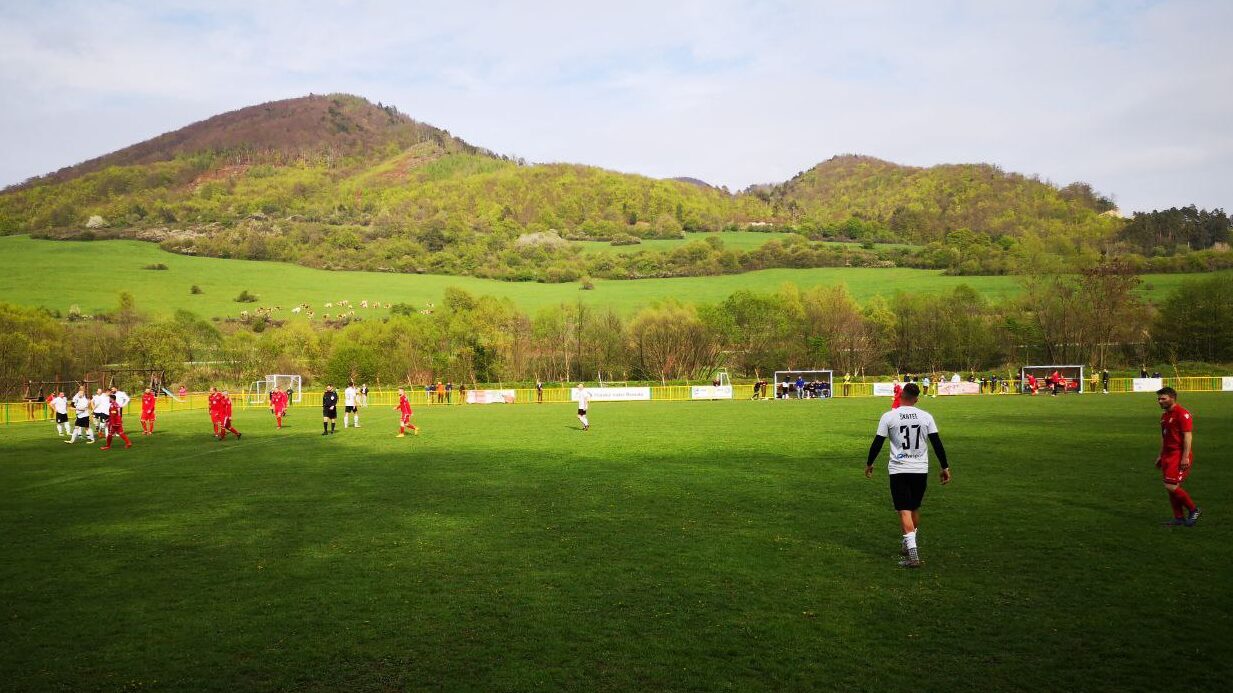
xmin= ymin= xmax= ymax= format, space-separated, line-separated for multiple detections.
xmin=0 ymin=236 xmax=1204 ymax=321
xmin=1 ymin=95 xmax=1186 ymax=281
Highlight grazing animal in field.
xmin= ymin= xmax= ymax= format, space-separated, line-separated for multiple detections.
xmin=324 ymin=302 xmax=333 ymax=308
xmin=291 ymin=306 xmax=302 ymax=314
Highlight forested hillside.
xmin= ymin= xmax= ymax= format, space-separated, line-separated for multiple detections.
xmin=2 ymin=95 xmax=1229 ymax=281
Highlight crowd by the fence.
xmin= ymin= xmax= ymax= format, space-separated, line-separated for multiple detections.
xmin=3 ymin=375 xmax=1232 ymax=425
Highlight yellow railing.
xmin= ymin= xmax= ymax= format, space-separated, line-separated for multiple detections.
xmin=2 ymin=377 xmax=1228 ymax=425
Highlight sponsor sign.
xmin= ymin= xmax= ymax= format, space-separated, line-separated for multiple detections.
xmin=572 ymin=387 xmax=652 ymax=402
xmin=691 ymin=385 xmax=733 ymax=400
xmin=872 ymin=383 xmax=897 ymax=397
xmin=466 ymin=389 xmax=516 ymax=404
xmin=1132 ymin=378 xmax=1164 ymax=393
xmin=937 ymin=381 xmax=980 ymax=396
xmin=1222 ymin=377 xmax=1233 ymax=392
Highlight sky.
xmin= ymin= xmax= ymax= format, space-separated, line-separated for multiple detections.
xmin=1 ymin=0 xmax=1230 ymax=213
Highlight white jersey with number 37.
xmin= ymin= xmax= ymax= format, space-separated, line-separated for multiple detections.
xmin=876 ymin=406 xmax=938 ymax=474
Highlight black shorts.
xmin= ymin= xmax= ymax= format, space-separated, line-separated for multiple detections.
xmin=56 ymin=412 xmax=69 ymax=423
xmin=345 ymin=405 xmax=357 ymax=413
xmin=75 ymin=416 xmax=90 ymax=428
xmin=323 ymin=408 xmax=336 ymax=419
xmin=577 ymin=408 xmax=588 ymax=416
xmin=889 ymin=473 xmax=928 ymax=511
xmin=95 ymin=413 xmax=109 ymax=422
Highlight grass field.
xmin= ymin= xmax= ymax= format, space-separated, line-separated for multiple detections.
xmin=568 ymin=231 xmax=915 ymax=255
xmin=0 ymin=235 xmax=1215 ymax=320
xmin=1 ymin=394 xmax=1230 ymax=691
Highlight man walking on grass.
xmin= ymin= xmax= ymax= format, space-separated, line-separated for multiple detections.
xmin=865 ymin=383 xmax=951 ymax=568
xmin=574 ymin=383 xmax=590 ymax=431
xmin=1156 ymin=387 xmax=1201 ymax=527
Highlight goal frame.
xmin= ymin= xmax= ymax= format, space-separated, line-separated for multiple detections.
xmin=773 ymin=369 xmax=834 ymax=399
xmin=1020 ymin=364 xmax=1085 ymax=394
xmin=248 ymin=374 xmax=303 ymax=405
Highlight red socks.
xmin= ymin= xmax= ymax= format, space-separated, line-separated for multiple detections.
xmin=1170 ymin=487 xmax=1196 ymax=513
xmin=1168 ymin=492 xmax=1184 ymax=518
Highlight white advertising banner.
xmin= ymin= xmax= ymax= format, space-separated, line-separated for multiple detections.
xmin=872 ymin=383 xmax=897 ymax=397
xmin=1222 ymin=377 xmax=1233 ymax=392
xmin=573 ymin=387 xmax=652 ymax=402
xmin=1132 ymin=378 xmax=1164 ymax=393
xmin=466 ymin=389 xmax=516 ymax=404
xmin=690 ymin=385 xmax=733 ymax=400
xmin=938 ymin=381 xmax=980 ymax=396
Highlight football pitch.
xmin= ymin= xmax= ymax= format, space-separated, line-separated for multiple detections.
xmin=1 ymin=394 xmax=1230 ymax=691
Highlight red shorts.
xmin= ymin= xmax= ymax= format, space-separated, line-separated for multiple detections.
xmin=274 ymin=408 xmax=286 ymax=416
xmin=1160 ymin=455 xmax=1193 ymax=485
xmin=109 ymin=422 xmax=124 ymax=434
xmin=141 ymin=411 xmax=155 ymax=421
xmin=400 ymin=413 xmax=411 ymax=425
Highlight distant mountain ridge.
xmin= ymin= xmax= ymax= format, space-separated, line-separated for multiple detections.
xmin=16 ymin=94 xmax=489 ymax=189
xmin=0 ymin=94 xmax=1146 ymax=280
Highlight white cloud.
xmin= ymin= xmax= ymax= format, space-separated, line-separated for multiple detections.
xmin=1 ymin=0 xmax=1230 ymax=213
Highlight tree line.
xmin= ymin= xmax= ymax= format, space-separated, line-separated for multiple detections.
xmin=4 ymin=267 xmax=1230 ymax=398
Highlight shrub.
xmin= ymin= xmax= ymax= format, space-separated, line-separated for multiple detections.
xmin=234 ymin=290 xmax=259 ymax=303
xmin=190 ymin=285 xmax=203 ymax=295
xmin=143 ymin=263 xmax=169 ymax=270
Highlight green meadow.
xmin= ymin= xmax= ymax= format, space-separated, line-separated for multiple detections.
xmin=1 ymin=393 xmax=1229 ymax=690
xmin=0 ymin=236 xmax=1214 ymax=321
xmin=567 ymin=231 xmax=916 ymax=255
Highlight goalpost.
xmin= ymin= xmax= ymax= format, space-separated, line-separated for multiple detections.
xmin=773 ymin=370 xmax=834 ymax=399
xmin=1020 ymin=365 xmax=1085 ymax=394
xmin=248 ymin=374 xmax=303 ymax=405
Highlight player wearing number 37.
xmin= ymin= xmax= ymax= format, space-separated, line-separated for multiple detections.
xmin=865 ymin=382 xmax=951 ymax=568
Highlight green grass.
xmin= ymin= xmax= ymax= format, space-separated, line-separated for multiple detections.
xmin=1 ymin=394 xmax=1230 ymax=690
xmin=570 ymin=231 xmax=915 ymax=255
xmin=0 ymin=235 xmax=1218 ymax=321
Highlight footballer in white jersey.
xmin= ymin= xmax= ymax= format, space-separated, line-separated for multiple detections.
xmin=573 ymin=384 xmax=591 ymax=431
xmin=343 ymin=385 xmax=360 ymax=427
xmin=865 ymin=382 xmax=951 ymax=568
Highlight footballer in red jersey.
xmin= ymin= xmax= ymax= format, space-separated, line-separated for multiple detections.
xmin=100 ymin=394 xmax=132 ymax=450
xmin=217 ymin=391 xmax=242 ymax=440
xmin=394 ymin=388 xmax=419 ymax=437
xmin=270 ymin=389 xmax=288 ymax=428
xmin=1156 ymin=387 xmax=1200 ymax=526
xmin=891 ymin=379 xmax=903 ymax=409
xmin=140 ymin=388 xmax=157 ymax=435
xmin=207 ymin=387 xmax=224 ymax=437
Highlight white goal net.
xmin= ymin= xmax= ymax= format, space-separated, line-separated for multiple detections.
xmin=248 ymin=374 xmax=303 ymax=405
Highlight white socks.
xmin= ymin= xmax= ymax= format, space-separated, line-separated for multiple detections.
xmin=903 ymin=531 xmax=918 ymax=551
xmin=579 ymin=415 xmax=589 ymax=427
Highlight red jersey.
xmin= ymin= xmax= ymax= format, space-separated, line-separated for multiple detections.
xmin=221 ymin=396 xmax=233 ymax=420
xmin=141 ymin=392 xmax=156 ymax=415
xmin=109 ymin=401 xmax=123 ymax=428
xmin=891 ymin=384 xmax=902 ymax=409
xmin=271 ymin=390 xmax=287 ymax=413
xmin=208 ymin=392 xmax=223 ymax=418
xmin=1160 ymin=405 xmax=1193 ymax=460
xmin=398 ymin=395 xmax=412 ymax=416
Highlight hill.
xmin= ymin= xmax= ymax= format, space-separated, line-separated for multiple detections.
xmin=11 ymin=94 xmax=487 ymax=189
xmin=8 ymin=95 xmax=1217 ymax=281
xmin=757 ymin=154 xmax=1119 ymax=243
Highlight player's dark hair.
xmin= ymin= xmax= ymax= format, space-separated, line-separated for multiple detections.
xmin=1157 ymin=386 xmax=1178 ymax=397
xmin=902 ymin=383 xmax=921 ymax=399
